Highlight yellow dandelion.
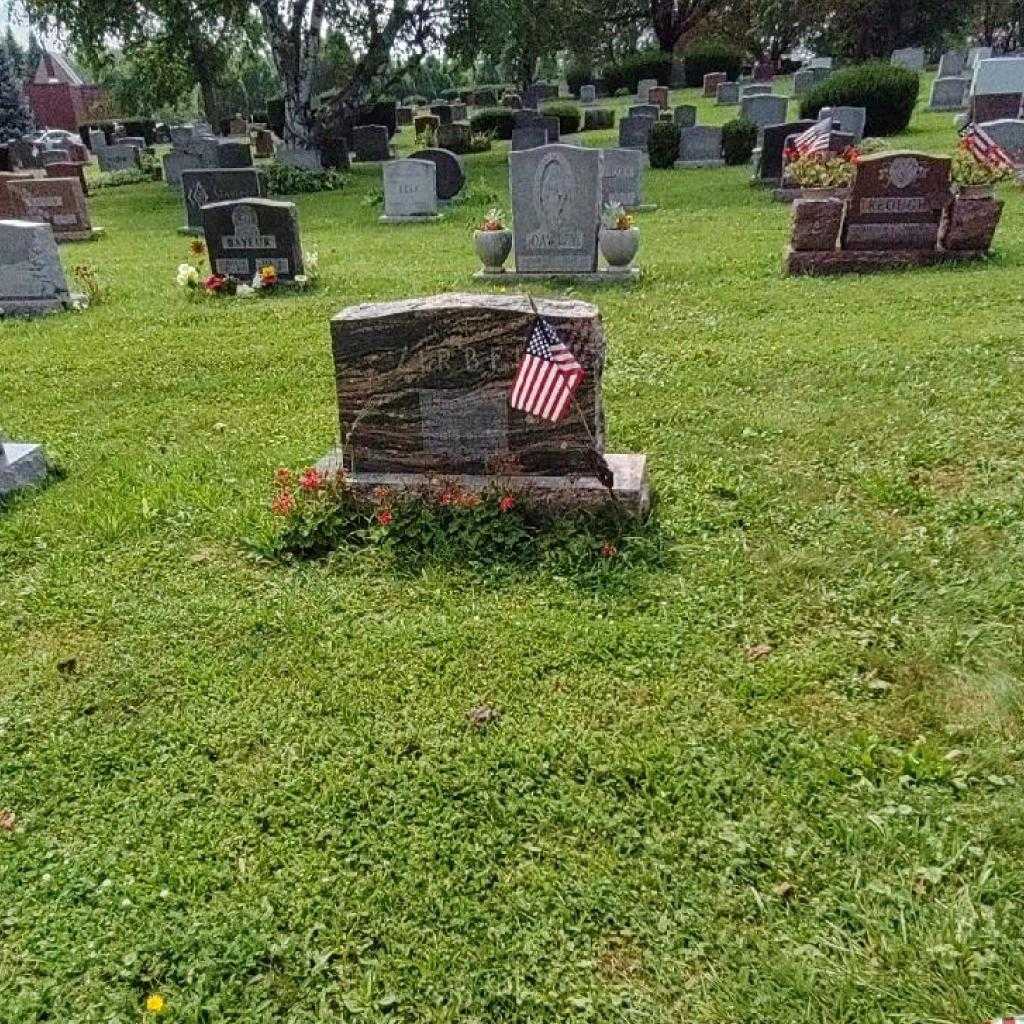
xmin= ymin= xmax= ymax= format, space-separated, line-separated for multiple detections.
xmin=145 ymin=993 xmax=167 ymax=1014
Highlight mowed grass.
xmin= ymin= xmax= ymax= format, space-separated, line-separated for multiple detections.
xmin=2 ymin=73 xmax=1024 ymax=1023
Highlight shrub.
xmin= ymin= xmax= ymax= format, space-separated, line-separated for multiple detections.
xmin=469 ymin=106 xmax=515 ymax=140
xmin=722 ymin=117 xmax=757 ymax=165
xmin=649 ymin=121 xmax=680 ymax=169
xmin=566 ymin=62 xmax=594 ymax=96
xmin=540 ymin=100 xmax=582 ymax=134
xmin=473 ymin=88 xmax=499 ymax=107
xmin=582 ymin=108 xmax=615 ymax=131
xmin=265 ymin=162 xmax=346 ymax=195
xmin=799 ymin=62 xmax=918 ymax=136
xmin=604 ymin=49 xmax=672 ymax=94
xmin=403 ymin=94 xmax=427 ymax=106
xmin=682 ymin=38 xmax=745 ymax=87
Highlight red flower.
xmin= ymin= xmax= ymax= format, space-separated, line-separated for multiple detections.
xmin=376 ymin=508 xmax=393 ymax=526
xmin=273 ymin=466 xmax=294 ymax=487
xmin=438 ymin=488 xmax=456 ymax=506
xmin=498 ymin=494 xmax=516 ymax=513
xmin=204 ymin=273 xmax=227 ymax=293
xmin=600 ymin=542 xmax=618 ymax=558
xmin=271 ymin=490 xmax=296 ymax=517
xmin=298 ymin=467 xmax=324 ymax=492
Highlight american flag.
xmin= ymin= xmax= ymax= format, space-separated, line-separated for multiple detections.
xmin=962 ymin=123 xmax=1016 ymax=172
xmin=510 ymin=316 xmax=585 ymax=422
xmin=791 ymin=117 xmax=832 ymax=157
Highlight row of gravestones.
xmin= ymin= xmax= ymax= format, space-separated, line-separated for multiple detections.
xmin=929 ymin=47 xmax=995 ymax=111
xmin=959 ymin=56 xmax=1024 ymax=125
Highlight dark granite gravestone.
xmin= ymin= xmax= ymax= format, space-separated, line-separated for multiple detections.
xmin=969 ymin=58 xmax=1024 ymax=122
xmin=509 ymin=143 xmax=601 ymax=274
xmin=407 ymin=148 xmax=465 ymax=200
xmin=541 ymin=115 xmax=561 ymax=143
xmin=202 ymin=198 xmax=304 ymax=282
xmin=397 ymin=106 xmax=414 ymax=126
xmin=674 ymin=105 xmax=697 ymax=128
xmin=0 ymin=145 xmax=10 ymax=173
xmin=618 ymin=115 xmax=655 ymax=153
xmin=977 ymin=118 xmax=1024 ymax=161
xmin=740 ymin=94 xmax=789 ymax=129
xmin=430 ymin=104 xmax=454 ymax=125
xmin=716 ymin=81 xmax=740 ymax=105
xmin=180 ymin=168 xmax=266 ymax=234
xmin=511 ymin=126 xmax=548 ymax=151
xmin=703 ymin=72 xmax=727 ymax=98
xmin=437 ymin=122 xmax=472 ymax=151
xmin=628 ymin=103 xmax=660 ymax=120
xmin=929 ymin=77 xmax=969 ymax=111
xmin=756 ymin=120 xmax=814 ymax=184
xmin=321 ymin=293 xmax=648 ymax=512
xmin=97 ymin=144 xmax=138 ymax=172
xmin=253 ymin=129 xmax=276 ymax=158
xmin=352 ymin=124 xmax=391 ymax=161
xmin=7 ymin=177 xmax=99 ymax=241
xmin=215 ymin=141 xmax=253 ymax=168
xmin=675 ymin=126 xmax=724 ymax=167
xmin=0 ymin=219 xmax=79 ymax=315
xmin=891 ymin=47 xmax=925 ymax=71
xmin=356 ymin=101 xmax=398 ymax=138
xmin=842 ymin=152 xmax=952 ymax=251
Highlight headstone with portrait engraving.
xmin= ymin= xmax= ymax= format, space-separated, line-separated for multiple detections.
xmin=319 ymin=293 xmax=649 ymax=512
xmin=179 ymin=168 xmax=266 ymax=234
xmin=0 ymin=220 xmax=83 ymax=316
xmin=506 ymin=143 xmax=604 ymax=278
xmin=201 ymin=198 xmax=304 ymax=282
xmin=7 ymin=177 xmax=102 ymax=242
xmin=380 ymin=158 xmax=441 ymax=223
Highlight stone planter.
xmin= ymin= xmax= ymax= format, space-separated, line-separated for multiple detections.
xmin=790 ymin=197 xmax=844 ymax=252
xmin=798 ymin=185 xmax=848 ymax=201
xmin=599 ymin=227 xmax=640 ymax=268
xmin=956 ymin=183 xmax=995 ymax=200
xmin=942 ymin=196 xmax=1004 ymax=251
xmin=473 ymin=229 xmax=512 ymax=271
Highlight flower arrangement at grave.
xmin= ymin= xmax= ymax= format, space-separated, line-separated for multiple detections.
xmin=260 ymin=463 xmax=655 ymax=571
xmin=478 ymin=207 xmax=506 ymax=231
xmin=473 ymin=208 xmax=513 ymax=271
xmin=174 ymin=240 xmax=320 ymax=298
xmin=601 ymin=202 xmax=636 ymax=231
xmin=598 ymin=202 xmax=640 ymax=270
xmin=951 ymin=139 xmax=1015 ymax=187
xmin=783 ymin=145 xmax=861 ymax=188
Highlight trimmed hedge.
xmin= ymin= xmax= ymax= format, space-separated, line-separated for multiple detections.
xmin=582 ymin=108 xmax=615 ymax=131
xmin=649 ymin=122 xmax=680 ymax=169
xmin=540 ymin=101 xmax=582 ymax=134
xmin=682 ymin=39 xmax=745 ymax=87
xmin=469 ymin=107 xmax=515 ymax=140
xmin=722 ymin=117 xmax=757 ymax=165
xmin=604 ymin=49 xmax=672 ymax=94
xmin=799 ymin=62 xmax=918 ymax=136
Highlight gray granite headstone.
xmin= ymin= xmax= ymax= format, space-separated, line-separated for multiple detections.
xmin=181 ymin=167 xmax=265 ymax=234
xmin=511 ymin=127 xmax=548 ymax=151
xmin=215 ymin=141 xmax=253 ymax=168
xmin=202 ymin=198 xmax=304 ymax=282
xmin=510 ymin=143 xmax=601 ymax=273
xmin=740 ymin=84 xmax=773 ymax=99
xmin=97 ymin=144 xmax=138 ymax=172
xmin=618 ymin=115 xmax=655 ymax=153
xmin=793 ymin=68 xmax=815 ymax=96
xmin=740 ymin=94 xmax=789 ymax=129
xmin=381 ymin=158 xmax=439 ymax=220
xmin=675 ymin=125 xmax=724 ymax=167
xmin=977 ymin=118 xmax=1024 ymax=158
xmin=542 ymin=115 xmax=561 ymax=143
xmin=87 ymin=129 xmax=106 ymax=152
xmin=891 ymin=47 xmax=925 ymax=71
xmin=819 ymin=105 xmax=866 ymax=141
xmin=716 ymin=81 xmax=740 ymax=105
xmin=629 ymin=103 xmax=660 ymax=120
xmin=407 ymin=148 xmax=465 ymax=200
xmin=513 ymin=110 xmax=546 ymax=130
xmin=353 ymin=124 xmax=391 ymax=161
xmin=929 ymin=76 xmax=969 ymax=110
xmin=938 ymin=51 xmax=966 ymax=78
xmin=580 ymin=85 xmax=596 ymax=104
xmin=276 ymin=146 xmax=324 ymax=171
xmin=600 ymin=148 xmax=647 ymax=210
xmin=0 ymin=436 xmax=48 ymax=496
xmin=637 ymin=78 xmax=658 ymax=102
xmin=674 ymin=105 xmax=697 ymax=128
xmin=0 ymin=219 xmax=75 ymax=315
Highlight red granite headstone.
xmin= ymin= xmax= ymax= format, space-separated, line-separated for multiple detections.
xmin=6 ymin=176 xmax=96 ymax=241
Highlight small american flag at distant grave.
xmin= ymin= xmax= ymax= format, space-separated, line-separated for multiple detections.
xmin=510 ymin=315 xmax=585 ymax=423
xmin=792 ymin=118 xmax=831 ymax=157
xmin=962 ymin=123 xmax=1017 ymax=172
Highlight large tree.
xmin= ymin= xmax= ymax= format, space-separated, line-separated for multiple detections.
xmin=253 ymin=0 xmax=445 ymax=153
xmin=23 ymin=0 xmax=252 ymax=119
xmin=649 ymin=0 xmax=721 ymax=53
xmin=0 ymin=44 xmax=34 ymax=141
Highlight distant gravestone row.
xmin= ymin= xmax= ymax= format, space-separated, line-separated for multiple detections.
xmin=163 ymin=124 xmax=253 ymax=190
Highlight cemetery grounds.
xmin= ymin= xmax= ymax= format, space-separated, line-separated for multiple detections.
xmin=2 ymin=73 xmax=1023 ymax=1022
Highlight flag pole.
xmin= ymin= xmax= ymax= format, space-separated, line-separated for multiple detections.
xmin=525 ymin=294 xmax=619 ymax=503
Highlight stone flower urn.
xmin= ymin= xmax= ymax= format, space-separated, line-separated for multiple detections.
xmin=599 ymin=226 xmax=640 ymax=269
xmin=473 ymin=228 xmax=513 ymax=271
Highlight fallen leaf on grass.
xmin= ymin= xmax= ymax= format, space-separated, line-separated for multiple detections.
xmin=744 ymin=643 xmax=774 ymax=661
xmin=57 ymin=656 xmax=79 ymax=675
xmin=772 ymin=881 xmax=795 ymax=900
xmin=467 ymin=704 xmax=502 ymax=730
xmin=0 ymin=809 xmax=16 ymax=832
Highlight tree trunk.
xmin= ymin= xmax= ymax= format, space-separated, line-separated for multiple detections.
xmin=186 ymin=34 xmax=219 ymax=123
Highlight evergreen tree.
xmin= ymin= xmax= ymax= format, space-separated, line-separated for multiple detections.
xmin=0 ymin=45 xmax=34 ymax=141
xmin=26 ymin=33 xmax=44 ymax=81
xmin=4 ymin=28 xmax=26 ymax=80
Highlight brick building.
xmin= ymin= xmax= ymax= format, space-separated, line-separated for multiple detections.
xmin=26 ymin=52 xmax=108 ymax=132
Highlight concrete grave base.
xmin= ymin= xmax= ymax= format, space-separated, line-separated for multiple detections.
xmin=57 ymin=226 xmax=105 ymax=243
xmin=473 ymin=267 xmax=641 ymax=283
xmin=674 ymin=159 xmax=725 ymax=169
xmin=378 ymin=213 xmax=444 ymax=224
xmin=177 ymin=225 xmax=203 ymax=235
xmin=624 ymin=203 xmax=658 ymax=212
xmin=772 ymin=186 xmax=850 ymax=203
xmin=786 ymin=247 xmax=989 ymax=276
xmin=0 ymin=292 xmax=87 ymax=317
xmin=0 ymin=441 xmax=48 ymax=497
xmin=929 ymin=102 xmax=968 ymax=112
xmin=317 ymin=449 xmax=650 ymax=515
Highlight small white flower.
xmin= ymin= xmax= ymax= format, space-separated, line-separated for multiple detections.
xmin=175 ymin=263 xmax=198 ymax=288
xmin=294 ymin=274 xmax=308 ymax=287
xmin=251 ymin=273 xmax=263 ymax=290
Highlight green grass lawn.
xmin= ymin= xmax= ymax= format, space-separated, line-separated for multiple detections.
xmin=3 ymin=74 xmax=1024 ymax=1023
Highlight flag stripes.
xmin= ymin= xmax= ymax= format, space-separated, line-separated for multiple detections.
xmin=510 ymin=317 xmax=585 ymax=422
xmin=962 ymin=123 xmax=1017 ymax=172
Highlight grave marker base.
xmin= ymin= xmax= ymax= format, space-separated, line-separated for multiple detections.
xmin=0 ymin=442 xmax=48 ymax=497
xmin=378 ymin=213 xmax=444 ymax=224
xmin=55 ymin=226 xmax=105 ymax=243
xmin=0 ymin=292 xmax=87 ymax=316
xmin=316 ymin=449 xmax=650 ymax=515
xmin=674 ymin=158 xmax=725 ymax=169
xmin=786 ymin=246 xmax=989 ymax=275
xmin=473 ymin=267 xmax=641 ymax=284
